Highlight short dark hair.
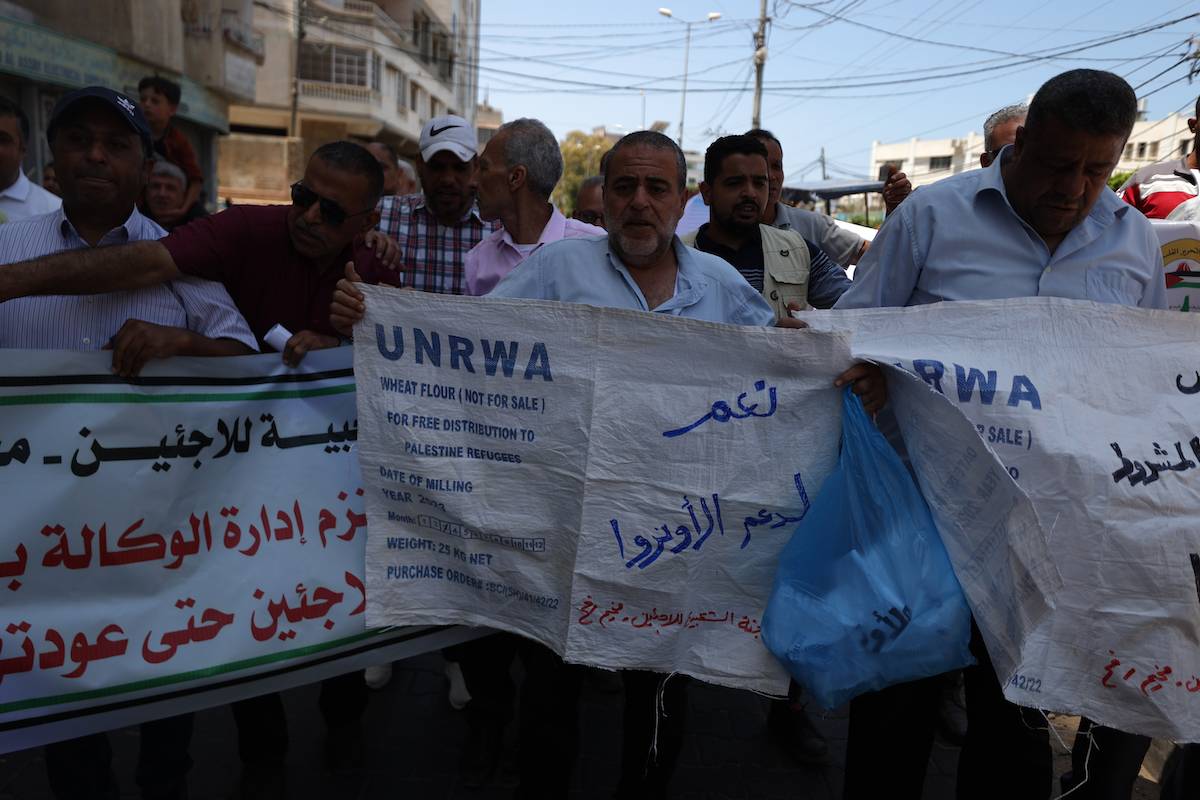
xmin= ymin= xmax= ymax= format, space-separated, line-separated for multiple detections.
xmin=578 ymin=174 xmax=603 ymax=194
xmin=0 ymin=96 xmax=29 ymax=146
xmin=138 ymin=76 xmax=182 ymax=106
xmin=1025 ymin=69 xmax=1136 ymax=141
xmin=703 ymin=135 xmax=768 ymax=185
xmin=369 ymin=140 xmax=401 ymax=163
xmin=605 ymin=130 xmax=687 ymax=191
xmin=313 ymin=140 xmax=385 ymax=204
xmin=744 ymin=128 xmax=780 ymax=149
xmin=599 ymin=147 xmax=613 ymax=176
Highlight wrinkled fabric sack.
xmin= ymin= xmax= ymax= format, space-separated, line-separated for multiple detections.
xmin=762 ymin=386 xmax=974 ymax=709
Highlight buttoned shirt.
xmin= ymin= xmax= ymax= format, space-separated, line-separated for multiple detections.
xmin=0 ymin=171 xmax=61 ymax=224
xmin=489 ymin=234 xmax=776 ymax=327
xmin=161 ymin=205 xmax=398 ymax=347
xmin=836 ymin=146 xmax=1168 ymax=310
xmin=464 ymin=207 xmax=604 ymax=297
xmin=0 ymin=206 xmax=256 ymax=350
xmin=373 ymin=193 xmax=499 ymax=294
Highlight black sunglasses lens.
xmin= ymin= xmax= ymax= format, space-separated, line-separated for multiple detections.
xmin=291 ymin=183 xmax=316 ymax=207
xmin=292 ymin=183 xmax=348 ymax=225
xmin=318 ymin=197 xmax=347 ymax=226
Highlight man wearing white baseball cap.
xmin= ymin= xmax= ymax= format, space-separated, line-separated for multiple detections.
xmin=364 ymin=114 xmax=497 ymax=294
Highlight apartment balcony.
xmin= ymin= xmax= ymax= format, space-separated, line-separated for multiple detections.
xmin=299 ymin=79 xmax=380 ymax=106
xmin=297 ymin=79 xmax=416 ymax=140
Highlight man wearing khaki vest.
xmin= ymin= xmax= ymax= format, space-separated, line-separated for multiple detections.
xmin=682 ymin=135 xmax=850 ymax=318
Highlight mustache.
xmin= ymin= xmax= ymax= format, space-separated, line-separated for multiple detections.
xmin=73 ymin=169 xmax=113 ymax=181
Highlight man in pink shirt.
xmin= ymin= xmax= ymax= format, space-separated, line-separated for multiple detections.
xmin=464 ymin=117 xmax=603 ymax=296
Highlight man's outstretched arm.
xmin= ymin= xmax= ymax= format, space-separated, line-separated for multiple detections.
xmin=0 ymin=240 xmax=182 ymax=302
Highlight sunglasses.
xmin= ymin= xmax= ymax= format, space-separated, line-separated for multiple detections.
xmin=574 ymin=209 xmax=603 ymax=226
xmin=290 ymin=182 xmax=373 ymax=227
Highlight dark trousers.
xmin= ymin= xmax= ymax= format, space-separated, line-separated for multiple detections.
xmin=45 ymin=713 xmax=194 ymax=800
xmin=616 ymin=670 xmax=690 ymax=800
xmin=845 ymin=620 xmax=1156 ymax=800
xmin=1063 ymin=718 xmax=1151 ymax=799
xmin=455 ymin=634 xmax=688 ymax=798
xmin=956 ymin=624 xmax=1052 ymax=799
xmin=231 ymin=671 xmax=367 ymax=766
xmin=844 ymin=674 xmax=942 ymax=800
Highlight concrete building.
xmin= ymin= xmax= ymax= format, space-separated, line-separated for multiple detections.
xmin=869 ymin=108 xmax=1195 ymax=190
xmin=869 ymin=131 xmax=987 ymax=189
xmin=476 ymin=97 xmax=501 ymax=146
xmin=220 ymin=0 xmax=481 ymax=204
xmin=0 ymin=0 xmax=261 ymax=206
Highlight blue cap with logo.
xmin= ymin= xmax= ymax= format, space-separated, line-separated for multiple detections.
xmin=46 ymin=86 xmax=154 ymax=154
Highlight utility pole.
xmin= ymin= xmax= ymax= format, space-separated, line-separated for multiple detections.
xmin=289 ymin=0 xmax=306 ymax=138
xmin=820 ymin=146 xmax=827 ymax=179
xmin=751 ymin=0 xmax=768 ymax=129
xmin=678 ymin=21 xmax=692 ymax=146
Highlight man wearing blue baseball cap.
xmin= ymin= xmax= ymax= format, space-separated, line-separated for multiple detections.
xmin=8 ymin=85 xmax=257 ymax=800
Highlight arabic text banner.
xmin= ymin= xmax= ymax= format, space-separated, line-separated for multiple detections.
xmin=355 ymin=288 xmax=856 ymax=694
xmin=0 ymin=349 xmax=471 ymax=753
xmin=805 ymin=297 xmax=1200 ymax=741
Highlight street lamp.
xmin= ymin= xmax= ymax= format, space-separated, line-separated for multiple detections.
xmin=658 ymin=7 xmax=721 ymax=147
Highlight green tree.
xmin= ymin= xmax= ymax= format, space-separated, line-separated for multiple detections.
xmin=555 ymin=130 xmax=612 ymax=215
xmin=1108 ymin=170 xmax=1133 ymax=192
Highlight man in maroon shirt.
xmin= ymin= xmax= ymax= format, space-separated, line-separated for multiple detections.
xmin=0 ymin=140 xmax=399 ymax=366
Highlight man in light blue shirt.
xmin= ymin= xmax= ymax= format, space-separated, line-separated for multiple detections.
xmin=836 ymin=88 xmax=1166 ymax=313
xmin=331 ymin=129 xmax=884 ymax=797
xmin=489 ymin=232 xmax=776 ymax=325
xmin=837 ymin=69 xmax=1165 ymax=800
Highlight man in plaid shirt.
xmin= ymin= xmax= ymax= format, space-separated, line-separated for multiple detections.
xmin=369 ymin=115 xmax=498 ymax=293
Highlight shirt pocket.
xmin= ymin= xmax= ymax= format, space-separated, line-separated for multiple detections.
xmin=1085 ymin=267 xmax=1144 ymax=306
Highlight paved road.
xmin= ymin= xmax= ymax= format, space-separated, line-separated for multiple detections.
xmin=0 ymin=653 xmax=972 ymax=799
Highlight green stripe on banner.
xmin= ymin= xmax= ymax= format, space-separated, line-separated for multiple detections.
xmin=0 ymin=628 xmax=393 ymax=714
xmin=0 ymin=383 xmax=355 ymax=407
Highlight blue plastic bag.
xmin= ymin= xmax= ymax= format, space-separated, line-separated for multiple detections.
xmin=762 ymin=387 xmax=974 ymax=709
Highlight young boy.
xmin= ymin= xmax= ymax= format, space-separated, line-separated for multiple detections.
xmin=138 ymin=76 xmax=204 ymax=224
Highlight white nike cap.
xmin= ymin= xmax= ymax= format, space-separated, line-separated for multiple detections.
xmin=419 ymin=115 xmax=477 ymax=163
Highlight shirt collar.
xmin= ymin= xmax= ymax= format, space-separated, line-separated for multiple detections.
xmin=605 ymin=236 xmax=708 ymax=313
xmin=0 ymin=171 xmax=31 ymax=202
xmin=497 ymin=206 xmax=567 ymax=252
xmin=414 ymin=194 xmax=485 ymax=225
xmin=977 ymin=144 xmax=1126 ymax=230
xmin=57 ymin=205 xmax=147 ymax=247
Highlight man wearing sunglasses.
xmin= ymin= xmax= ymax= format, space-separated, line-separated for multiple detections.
xmin=0 ymin=140 xmax=400 ymax=368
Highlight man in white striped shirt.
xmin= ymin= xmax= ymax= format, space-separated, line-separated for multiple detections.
xmin=0 ymin=87 xmax=255 ymax=376
xmin=1 ymin=86 xmax=256 ymax=800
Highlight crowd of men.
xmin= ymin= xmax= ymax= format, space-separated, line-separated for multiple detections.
xmin=0 ymin=65 xmax=1196 ymax=799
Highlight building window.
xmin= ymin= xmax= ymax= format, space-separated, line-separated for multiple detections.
xmin=299 ymin=43 xmax=369 ymax=86
xmin=394 ymin=68 xmax=408 ymax=110
xmin=333 ymin=47 xmax=367 ymax=86
xmin=1125 ymin=143 xmax=1134 ymax=158
xmin=298 ymin=43 xmax=331 ymax=81
xmin=1136 ymin=142 xmax=1147 ymax=158
xmin=410 ymin=83 xmax=419 ymax=113
xmin=1149 ymin=141 xmax=1159 ymax=159
xmin=929 ymin=155 xmax=952 ymax=171
xmin=371 ymin=53 xmax=381 ymax=92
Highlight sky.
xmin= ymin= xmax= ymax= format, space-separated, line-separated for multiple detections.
xmin=475 ymin=0 xmax=1200 ymax=184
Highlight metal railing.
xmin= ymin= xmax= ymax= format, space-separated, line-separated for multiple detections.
xmin=298 ymin=80 xmax=379 ymax=104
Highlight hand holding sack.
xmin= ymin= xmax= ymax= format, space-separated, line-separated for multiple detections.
xmin=762 ymin=387 xmax=974 ymax=709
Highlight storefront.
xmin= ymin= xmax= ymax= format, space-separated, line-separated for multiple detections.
xmin=0 ymin=14 xmax=229 ymax=206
